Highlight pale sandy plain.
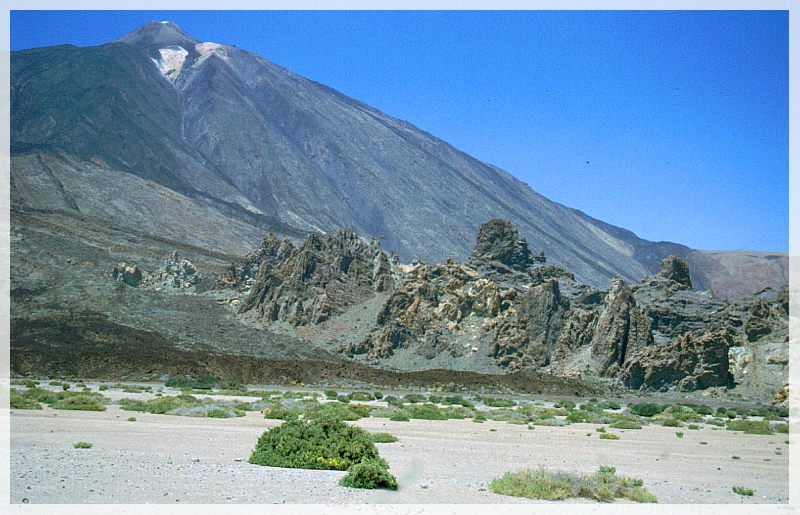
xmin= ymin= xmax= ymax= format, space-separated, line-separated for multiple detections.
xmin=10 ymin=388 xmax=791 ymax=504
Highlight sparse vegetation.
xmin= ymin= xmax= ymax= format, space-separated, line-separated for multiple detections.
xmin=731 ymin=455 xmax=740 ymax=460
xmin=726 ymin=420 xmax=773 ymax=435
xmin=675 ymin=432 xmax=684 ymax=438
xmin=489 ymin=466 xmax=656 ymax=503
xmin=73 ymin=441 xmax=93 ymax=449
xmin=10 ymin=390 xmax=43 ymax=410
xmin=732 ymin=486 xmax=754 ymax=497
xmin=127 ymin=417 xmax=137 ymax=422
xmin=610 ymin=420 xmax=642 ymax=430
xmin=599 ymin=432 xmax=619 ymax=440
xmin=369 ymin=432 xmax=398 ymax=443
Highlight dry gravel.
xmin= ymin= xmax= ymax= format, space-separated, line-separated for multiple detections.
xmin=11 ymin=403 xmax=789 ymax=504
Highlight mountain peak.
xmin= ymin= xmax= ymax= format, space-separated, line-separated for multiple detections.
xmin=115 ymin=20 xmax=199 ymax=48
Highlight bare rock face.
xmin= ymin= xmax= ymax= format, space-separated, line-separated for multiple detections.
xmin=658 ymin=255 xmax=693 ymax=288
xmin=238 ymin=229 xmax=395 ymax=326
xmin=107 ymin=250 xmax=202 ymax=290
xmin=471 ymin=219 xmax=544 ymax=272
xmin=589 ymin=277 xmax=652 ymax=377
xmin=620 ymin=329 xmax=734 ymax=391
xmin=148 ymin=250 xmax=202 ymax=289
xmin=108 ymin=263 xmax=142 ymax=287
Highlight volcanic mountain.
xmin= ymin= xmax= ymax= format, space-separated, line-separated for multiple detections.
xmin=10 ymin=21 xmax=787 ymax=298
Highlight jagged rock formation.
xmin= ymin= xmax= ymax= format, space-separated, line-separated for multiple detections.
xmin=107 ymin=250 xmax=202 ymax=290
xmin=471 ymin=219 xmax=544 ymax=272
xmin=237 ymin=230 xmax=395 ymax=326
xmin=108 ymin=263 xmax=143 ymax=288
xmin=213 ymin=219 xmax=788 ymax=396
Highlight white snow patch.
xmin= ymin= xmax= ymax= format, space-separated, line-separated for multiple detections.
xmin=194 ymin=42 xmax=226 ymax=67
xmin=150 ymin=46 xmax=189 ymax=83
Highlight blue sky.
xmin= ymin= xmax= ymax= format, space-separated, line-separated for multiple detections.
xmin=11 ymin=10 xmax=788 ymax=252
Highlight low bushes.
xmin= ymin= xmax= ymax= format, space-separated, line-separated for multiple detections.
xmin=369 ymin=432 xmax=398 ymax=443
xmin=725 ymin=420 xmax=774 ymax=435
xmin=610 ymin=420 xmax=642 ymax=430
xmin=490 ymin=466 xmax=656 ymax=503
xmin=14 ymin=387 xmax=108 ymax=411
xmin=339 ymin=460 xmax=398 ymax=490
xmin=249 ymin=415 xmax=398 ymax=490
xmin=628 ymin=403 xmax=666 ymax=418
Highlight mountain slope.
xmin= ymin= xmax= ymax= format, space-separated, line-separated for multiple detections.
xmin=10 ymin=21 xmax=787 ymax=297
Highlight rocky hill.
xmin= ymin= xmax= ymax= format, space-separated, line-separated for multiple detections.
xmin=205 ymin=220 xmax=788 ymax=399
xmin=11 ymin=21 xmax=787 ymax=299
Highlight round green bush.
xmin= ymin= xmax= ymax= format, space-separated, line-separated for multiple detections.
xmin=339 ymin=460 xmax=398 ymax=490
xmin=249 ymin=415 xmax=381 ymax=470
xmin=629 ymin=403 xmax=665 ymax=417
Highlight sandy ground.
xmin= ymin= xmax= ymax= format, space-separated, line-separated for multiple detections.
xmin=10 ymin=400 xmax=790 ymax=504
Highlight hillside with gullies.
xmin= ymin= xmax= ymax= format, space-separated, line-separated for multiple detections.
xmin=10 ymin=21 xmax=787 ymax=299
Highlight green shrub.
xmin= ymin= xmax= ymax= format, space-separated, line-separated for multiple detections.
xmin=687 ymin=424 xmax=700 ymax=430
xmin=490 ymin=466 xmax=656 ymax=503
xmin=52 ymin=395 xmax=106 ymax=411
xmin=731 ymin=455 xmax=740 ymax=460
xmin=120 ymin=394 xmax=201 ymax=414
xmin=566 ymin=410 xmax=596 ymax=423
xmin=554 ymin=400 xmax=575 ymax=410
xmin=658 ymin=418 xmax=682 ymax=427
xmin=403 ymin=393 xmax=428 ymax=404
xmin=373 ymin=391 xmax=384 ymax=400
xmin=599 ymin=433 xmax=620 ymax=440
xmin=325 ymin=390 xmax=338 ymax=399
xmin=389 ymin=411 xmax=410 ymax=422
xmin=25 ymin=380 xmax=38 ymax=388
xmin=610 ymin=420 xmax=642 ymax=430
xmin=305 ymin=402 xmax=372 ymax=421
xmin=10 ymin=390 xmax=42 ymax=409
xmin=73 ymin=441 xmax=92 ymax=449
xmin=207 ymin=409 xmax=234 ymax=418
xmin=369 ymin=432 xmax=398 ymax=444
xmin=732 ymin=486 xmax=754 ymax=496
xmin=249 ymin=415 xmax=382 ymax=471
xmin=165 ymin=375 xmax=219 ymax=390
xmin=774 ymin=424 xmax=789 ymax=434
xmin=336 ymin=395 xmax=351 ymax=403
xmin=726 ymin=420 xmax=773 ymax=435
xmin=629 ymin=403 xmax=666 ymax=417
xmin=676 ymin=432 xmax=684 ymax=438
xmin=339 ymin=460 xmax=397 ymax=490
xmin=483 ymin=397 xmax=515 ymax=408
xmin=127 ymin=417 xmax=137 ymax=422
xmin=600 ymin=401 xmax=621 ymax=410
xmin=596 ymin=426 xmax=606 ymax=433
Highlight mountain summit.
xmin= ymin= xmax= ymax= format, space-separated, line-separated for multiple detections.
xmin=114 ymin=20 xmax=200 ymax=48
xmin=10 ymin=22 xmax=788 ymax=298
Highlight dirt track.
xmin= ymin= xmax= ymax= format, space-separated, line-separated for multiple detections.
xmin=11 ymin=402 xmax=789 ymax=504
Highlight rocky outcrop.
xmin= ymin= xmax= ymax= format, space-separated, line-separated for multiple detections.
xmin=108 ymin=263 xmax=142 ymax=287
xmin=657 ymin=255 xmax=693 ymax=288
xmin=147 ymin=250 xmax=202 ymax=289
xmin=238 ymin=229 xmax=395 ymax=326
xmin=589 ymin=277 xmax=652 ymax=377
xmin=471 ymin=219 xmax=544 ymax=272
xmin=620 ymin=329 xmax=734 ymax=391
xmin=107 ymin=251 xmax=201 ymax=290
xmin=211 ymin=219 xmax=789 ymax=397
